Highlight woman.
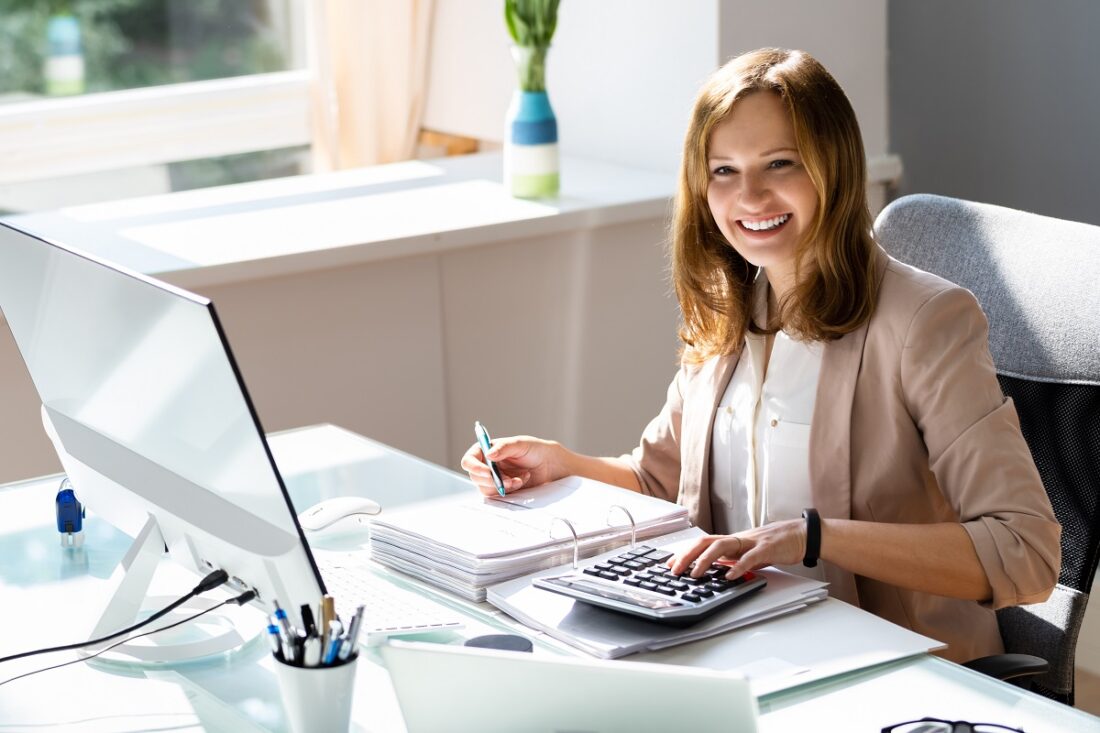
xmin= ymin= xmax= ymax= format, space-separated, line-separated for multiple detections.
xmin=461 ymin=48 xmax=1060 ymax=663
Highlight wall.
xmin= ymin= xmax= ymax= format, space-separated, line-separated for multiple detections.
xmin=424 ymin=0 xmax=719 ymax=174
xmin=718 ymin=0 xmax=889 ymax=161
xmin=0 ymin=214 xmax=678 ymax=484
xmin=425 ymin=0 xmax=891 ymax=179
xmin=889 ymin=0 xmax=1100 ymax=226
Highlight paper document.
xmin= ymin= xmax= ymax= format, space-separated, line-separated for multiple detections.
xmin=486 ymin=527 xmax=829 ymax=659
xmin=368 ymin=476 xmax=691 ymax=601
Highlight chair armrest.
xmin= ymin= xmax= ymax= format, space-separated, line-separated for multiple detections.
xmin=962 ymin=653 xmax=1050 ymax=681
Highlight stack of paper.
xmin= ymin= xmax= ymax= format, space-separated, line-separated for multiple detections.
xmin=369 ymin=476 xmax=691 ymax=601
xmin=486 ymin=527 xmax=829 ymax=659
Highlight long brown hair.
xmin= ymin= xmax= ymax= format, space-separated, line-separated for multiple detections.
xmin=672 ymin=48 xmax=878 ymax=363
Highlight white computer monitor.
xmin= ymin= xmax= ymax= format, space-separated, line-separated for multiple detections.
xmin=0 ymin=220 xmax=325 ymax=649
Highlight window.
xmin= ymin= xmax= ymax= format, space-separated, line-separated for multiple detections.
xmin=0 ymin=0 xmax=310 ymax=213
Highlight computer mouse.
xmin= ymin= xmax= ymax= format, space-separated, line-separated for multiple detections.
xmin=297 ymin=495 xmax=382 ymax=532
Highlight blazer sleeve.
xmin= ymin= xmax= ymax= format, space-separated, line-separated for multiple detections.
xmin=901 ymin=286 xmax=1062 ymax=609
xmin=619 ymin=364 xmax=689 ymax=503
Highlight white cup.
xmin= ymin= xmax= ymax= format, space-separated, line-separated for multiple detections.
xmin=274 ymin=654 xmax=359 ymax=733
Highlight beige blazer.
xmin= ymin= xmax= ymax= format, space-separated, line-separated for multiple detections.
xmin=623 ymin=248 xmax=1061 ymax=663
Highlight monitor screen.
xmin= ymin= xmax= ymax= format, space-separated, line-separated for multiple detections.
xmin=0 ymin=221 xmax=324 ymax=617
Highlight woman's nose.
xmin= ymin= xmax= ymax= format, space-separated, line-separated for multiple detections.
xmin=739 ymin=172 xmax=768 ymax=207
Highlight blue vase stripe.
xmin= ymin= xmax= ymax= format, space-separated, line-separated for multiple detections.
xmin=511 ymin=118 xmax=558 ymax=145
xmin=510 ymin=91 xmax=558 ymax=145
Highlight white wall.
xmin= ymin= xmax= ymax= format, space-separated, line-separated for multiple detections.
xmin=424 ymin=0 xmax=720 ymax=174
xmin=424 ymin=0 xmax=889 ymax=173
xmin=718 ymin=0 xmax=889 ymax=160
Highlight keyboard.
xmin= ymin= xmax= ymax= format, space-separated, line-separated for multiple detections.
xmin=315 ymin=555 xmax=465 ymax=643
xmin=532 ymin=544 xmax=767 ymax=626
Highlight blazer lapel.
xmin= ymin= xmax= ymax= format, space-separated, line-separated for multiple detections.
xmin=810 ymin=249 xmax=888 ymax=604
xmin=681 ymin=352 xmax=738 ymax=533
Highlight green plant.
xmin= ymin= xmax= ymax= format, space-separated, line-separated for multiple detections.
xmin=504 ymin=0 xmax=560 ymax=91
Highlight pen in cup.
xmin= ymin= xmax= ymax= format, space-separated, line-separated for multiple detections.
xmin=474 ymin=421 xmax=507 ymax=497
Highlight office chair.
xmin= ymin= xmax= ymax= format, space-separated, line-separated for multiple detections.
xmin=874 ymin=193 xmax=1100 ymax=706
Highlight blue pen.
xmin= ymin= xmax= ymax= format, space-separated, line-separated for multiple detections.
xmin=322 ymin=620 xmax=344 ymax=665
xmin=474 ymin=421 xmax=507 ymax=497
xmin=266 ymin=623 xmax=284 ymax=661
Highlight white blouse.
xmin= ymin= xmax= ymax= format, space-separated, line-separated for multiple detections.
xmin=710 ymin=274 xmax=825 ymax=579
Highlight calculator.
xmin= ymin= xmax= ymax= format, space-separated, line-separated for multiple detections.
xmin=532 ymin=545 xmax=766 ymax=625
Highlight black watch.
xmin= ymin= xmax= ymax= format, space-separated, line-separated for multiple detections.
xmin=802 ymin=508 xmax=821 ymax=568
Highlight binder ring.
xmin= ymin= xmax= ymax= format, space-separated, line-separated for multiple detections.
xmin=549 ymin=516 xmax=580 ymax=569
xmin=607 ymin=505 xmax=637 ymax=549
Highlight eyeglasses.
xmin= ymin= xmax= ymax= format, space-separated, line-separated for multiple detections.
xmin=882 ymin=719 xmax=1026 ymax=733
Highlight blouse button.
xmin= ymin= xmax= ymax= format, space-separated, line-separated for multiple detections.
xmin=770 ymin=418 xmax=778 ymax=428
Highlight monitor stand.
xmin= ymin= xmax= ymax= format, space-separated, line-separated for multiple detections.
xmin=82 ymin=515 xmax=254 ymax=665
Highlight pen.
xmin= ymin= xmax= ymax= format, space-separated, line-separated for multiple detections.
xmin=474 ymin=421 xmax=507 ymax=496
xmin=266 ymin=623 xmax=284 ymax=661
xmin=322 ymin=620 xmax=344 ymax=665
xmin=339 ymin=604 xmax=365 ymax=661
xmin=320 ymin=594 xmax=336 ymax=652
xmin=272 ymin=600 xmax=293 ymax=639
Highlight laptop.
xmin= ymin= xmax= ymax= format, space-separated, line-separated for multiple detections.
xmin=380 ymin=640 xmax=759 ymax=733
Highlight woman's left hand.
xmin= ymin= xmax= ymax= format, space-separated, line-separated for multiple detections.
xmin=669 ymin=519 xmax=808 ymax=579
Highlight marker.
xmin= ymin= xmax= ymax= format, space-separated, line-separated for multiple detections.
xmin=474 ymin=421 xmax=507 ymax=496
xmin=300 ymin=603 xmax=317 ymax=638
xmin=304 ymin=635 xmax=322 ymax=667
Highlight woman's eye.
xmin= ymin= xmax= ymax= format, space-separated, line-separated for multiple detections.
xmin=711 ymin=165 xmax=736 ymax=177
xmin=768 ymin=159 xmax=794 ymax=170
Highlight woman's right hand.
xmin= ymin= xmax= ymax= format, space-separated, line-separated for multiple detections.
xmin=460 ymin=435 xmax=568 ymax=497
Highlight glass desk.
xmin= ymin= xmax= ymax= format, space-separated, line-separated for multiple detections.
xmin=0 ymin=425 xmax=1097 ymax=732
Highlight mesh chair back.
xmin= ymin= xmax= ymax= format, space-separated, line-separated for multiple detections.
xmin=874 ymin=194 xmax=1100 ymax=705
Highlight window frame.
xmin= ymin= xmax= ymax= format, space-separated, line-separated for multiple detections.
xmin=0 ymin=0 xmax=312 ymax=188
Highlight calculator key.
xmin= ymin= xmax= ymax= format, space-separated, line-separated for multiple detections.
xmin=597 ymin=571 xmax=619 ymax=581
xmin=707 ymin=580 xmax=732 ymax=591
xmin=633 ymin=546 xmax=655 ymax=555
xmin=610 ymin=555 xmax=634 ymax=565
xmin=594 ymin=562 xmax=614 ymax=572
xmin=643 ymin=549 xmax=674 ymax=563
xmin=624 ymin=560 xmax=646 ymax=570
xmin=654 ymin=585 xmax=677 ymax=595
xmin=695 ymin=588 xmax=715 ymax=598
xmin=668 ymin=581 xmax=689 ymax=591
xmin=583 ymin=567 xmax=602 ymax=577
xmin=682 ymin=592 xmax=702 ymax=603
xmin=639 ymin=581 xmax=658 ymax=591
xmin=623 ymin=577 xmax=642 ymax=587
xmin=610 ymin=565 xmax=631 ymax=575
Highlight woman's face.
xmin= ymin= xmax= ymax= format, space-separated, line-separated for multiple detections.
xmin=705 ymin=92 xmax=819 ymax=280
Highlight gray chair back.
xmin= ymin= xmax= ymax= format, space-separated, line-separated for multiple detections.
xmin=874 ymin=193 xmax=1100 ymax=705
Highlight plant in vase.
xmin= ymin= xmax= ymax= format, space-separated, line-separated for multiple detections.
xmin=503 ymin=0 xmax=560 ymax=198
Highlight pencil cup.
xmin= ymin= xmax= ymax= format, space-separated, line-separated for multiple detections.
xmin=274 ymin=654 xmax=359 ymax=733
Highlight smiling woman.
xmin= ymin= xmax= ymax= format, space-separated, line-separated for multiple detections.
xmin=461 ymin=47 xmax=1061 ymax=666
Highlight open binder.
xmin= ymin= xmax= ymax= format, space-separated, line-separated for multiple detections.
xmin=368 ymin=476 xmax=691 ymax=601
xmin=487 ymin=527 xmax=830 ymax=659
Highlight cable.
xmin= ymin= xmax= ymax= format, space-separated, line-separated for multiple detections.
xmin=0 ymin=569 xmax=230 ymax=665
xmin=0 ymin=589 xmax=256 ymax=688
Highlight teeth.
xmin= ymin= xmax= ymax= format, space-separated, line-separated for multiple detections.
xmin=741 ymin=214 xmax=790 ymax=231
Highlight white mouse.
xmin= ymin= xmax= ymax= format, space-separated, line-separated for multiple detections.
xmin=297 ymin=495 xmax=382 ymax=533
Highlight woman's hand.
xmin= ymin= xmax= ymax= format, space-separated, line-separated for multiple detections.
xmin=460 ymin=435 xmax=567 ymax=497
xmin=669 ymin=519 xmax=807 ymax=579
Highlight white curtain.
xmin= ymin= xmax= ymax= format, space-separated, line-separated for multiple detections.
xmin=308 ymin=0 xmax=435 ymax=170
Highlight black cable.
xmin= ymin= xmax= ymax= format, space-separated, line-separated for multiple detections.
xmin=0 ymin=569 xmax=229 ymax=665
xmin=0 ymin=589 xmax=256 ymax=689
